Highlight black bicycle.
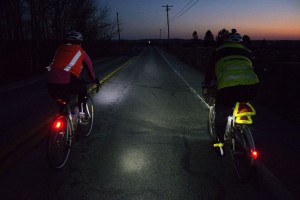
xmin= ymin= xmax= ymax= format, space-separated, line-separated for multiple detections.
xmin=47 ymin=84 xmax=98 ymax=169
xmin=203 ymin=85 xmax=259 ymax=182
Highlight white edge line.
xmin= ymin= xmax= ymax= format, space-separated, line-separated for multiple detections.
xmin=158 ymin=50 xmax=210 ymax=109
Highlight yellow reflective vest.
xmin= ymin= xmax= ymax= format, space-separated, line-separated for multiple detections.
xmin=215 ymin=43 xmax=259 ymax=90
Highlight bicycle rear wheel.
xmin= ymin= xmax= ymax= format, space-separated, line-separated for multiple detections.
xmin=230 ymin=125 xmax=256 ymax=182
xmin=48 ymin=115 xmax=71 ymax=169
xmin=78 ymin=95 xmax=94 ymax=137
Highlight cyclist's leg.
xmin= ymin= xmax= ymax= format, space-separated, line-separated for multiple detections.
xmin=47 ymin=83 xmax=70 ymax=100
xmin=69 ymin=75 xmax=87 ymax=113
xmin=47 ymin=83 xmax=71 ymax=112
xmin=214 ymin=87 xmax=238 ymax=156
xmin=80 ymin=95 xmax=94 ymax=137
xmin=215 ymin=88 xmax=235 ymax=142
xmin=215 ymin=103 xmax=231 ymax=143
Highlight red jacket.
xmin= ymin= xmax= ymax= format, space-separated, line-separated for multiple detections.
xmin=47 ymin=44 xmax=95 ymax=84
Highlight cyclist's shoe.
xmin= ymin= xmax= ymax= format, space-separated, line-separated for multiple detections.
xmin=213 ymin=142 xmax=225 ymax=157
xmin=79 ymin=111 xmax=85 ymax=118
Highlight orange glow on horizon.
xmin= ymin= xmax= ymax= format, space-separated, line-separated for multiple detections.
xmin=241 ymin=21 xmax=300 ymax=40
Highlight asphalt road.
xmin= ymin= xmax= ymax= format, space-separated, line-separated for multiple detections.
xmin=0 ymin=47 xmax=297 ymax=199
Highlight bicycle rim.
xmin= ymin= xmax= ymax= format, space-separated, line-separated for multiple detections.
xmin=207 ymin=106 xmax=217 ymax=141
xmin=230 ymin=125 xmax=255 ymax=182
xmin=79 ymin=96 xmax=94 ymax=137
xmin=48 ymin=115 xmax=71 ymax=169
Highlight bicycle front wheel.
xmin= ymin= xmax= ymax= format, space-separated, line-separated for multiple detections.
xmin=207 ymin=105 xmax=217 ymax=141
xmin=79 ymin=95 xmax=94 ymax=137
xmin=48 ymin=115 xmax=71 ymax=169
xmin=230 ymin=125 xmax=256 ymax=182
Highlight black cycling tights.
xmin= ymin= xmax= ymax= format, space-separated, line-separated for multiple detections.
xmin=47 ymin=75 xmax=87 ymax=113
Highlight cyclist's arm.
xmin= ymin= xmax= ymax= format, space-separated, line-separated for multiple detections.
xmin=82 ymin=51 xmax=96 ymax=82
xmin=204 ymin=50 xmax=216 ymax=86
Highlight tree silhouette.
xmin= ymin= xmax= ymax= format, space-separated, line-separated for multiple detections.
xmin=0 ymin=0 xmax=116 ymax=41
xmin=0 ymin=0 xmax=118 ymax=82
xmin=204 ymin=30 xmax=215 ymax=47
xmin=204 ymin=30 xmax=214 ymax=41
xmin=242 ymin=35 xmax=252 ymax=50
xmin=192 ymin=31 xmax=198 ymax=40
xmin=216 ymin=28 xmax=229 ymax=46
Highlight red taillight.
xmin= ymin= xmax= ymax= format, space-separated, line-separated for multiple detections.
xmin=251 ymin=150 xmax=258 ymax=159
xmin=53 ymin=120 xmax=63 ymax=129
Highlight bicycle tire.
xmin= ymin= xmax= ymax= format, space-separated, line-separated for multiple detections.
xmin=78 ymin=95 xmax=94 ymax=137
xmin=230 ymin=125 xmax=256 ymax=182
xmin=207 ymin=105 xmax=217 ymax=141
xmin=48 ymin=115 xmax=71 ymax=169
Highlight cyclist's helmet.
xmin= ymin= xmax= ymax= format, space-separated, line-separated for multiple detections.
xmin=227 ymin=33 xmax=242 ymax=43
xmin=65 ymin=31 xmax=83 ymax=43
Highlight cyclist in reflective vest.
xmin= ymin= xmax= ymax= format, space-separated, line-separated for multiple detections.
xmin=204 ymin=32 xmax=259 ymax=156
xmin=47 ymin=31 xmax=99 ymax=113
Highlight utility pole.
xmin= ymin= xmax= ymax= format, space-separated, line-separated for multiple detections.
xmin=117 ymin=12 xmax=120 ymax=41
xmin=162 ymin=4 xmax=172 ymax=39
xmin=159 ymin=29 xmax=162 ymax=40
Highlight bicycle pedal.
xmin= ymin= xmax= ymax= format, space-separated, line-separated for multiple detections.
xmin=213 ymin=143 xmax=225 ymax=157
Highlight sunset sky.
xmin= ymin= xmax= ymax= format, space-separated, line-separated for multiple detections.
xmin=107 ymin=0 xmax=300 ymax=40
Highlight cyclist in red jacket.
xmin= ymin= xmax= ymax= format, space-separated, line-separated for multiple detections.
xmin=47 ymin=31 xmax=99 ymax=114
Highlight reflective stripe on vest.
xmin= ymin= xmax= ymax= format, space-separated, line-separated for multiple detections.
xmin=223 ymin=74 xmax=258 ymax=82
xmin=216 ymin=55 xmax=259 ymax=89
xmin=64 ymin=50 xmax=82 ymax=71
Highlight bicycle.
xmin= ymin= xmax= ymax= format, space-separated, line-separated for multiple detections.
xmin=203 ymin=85 xmax=259 ymax=182
xmin=47 ymin=84 xmax=98 ymax=169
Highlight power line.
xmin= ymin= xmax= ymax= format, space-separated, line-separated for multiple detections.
xmin=170 ymin=0 xmax=194 ymax=20
xmin=170 ymin=0 xmax=199 ymax=22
